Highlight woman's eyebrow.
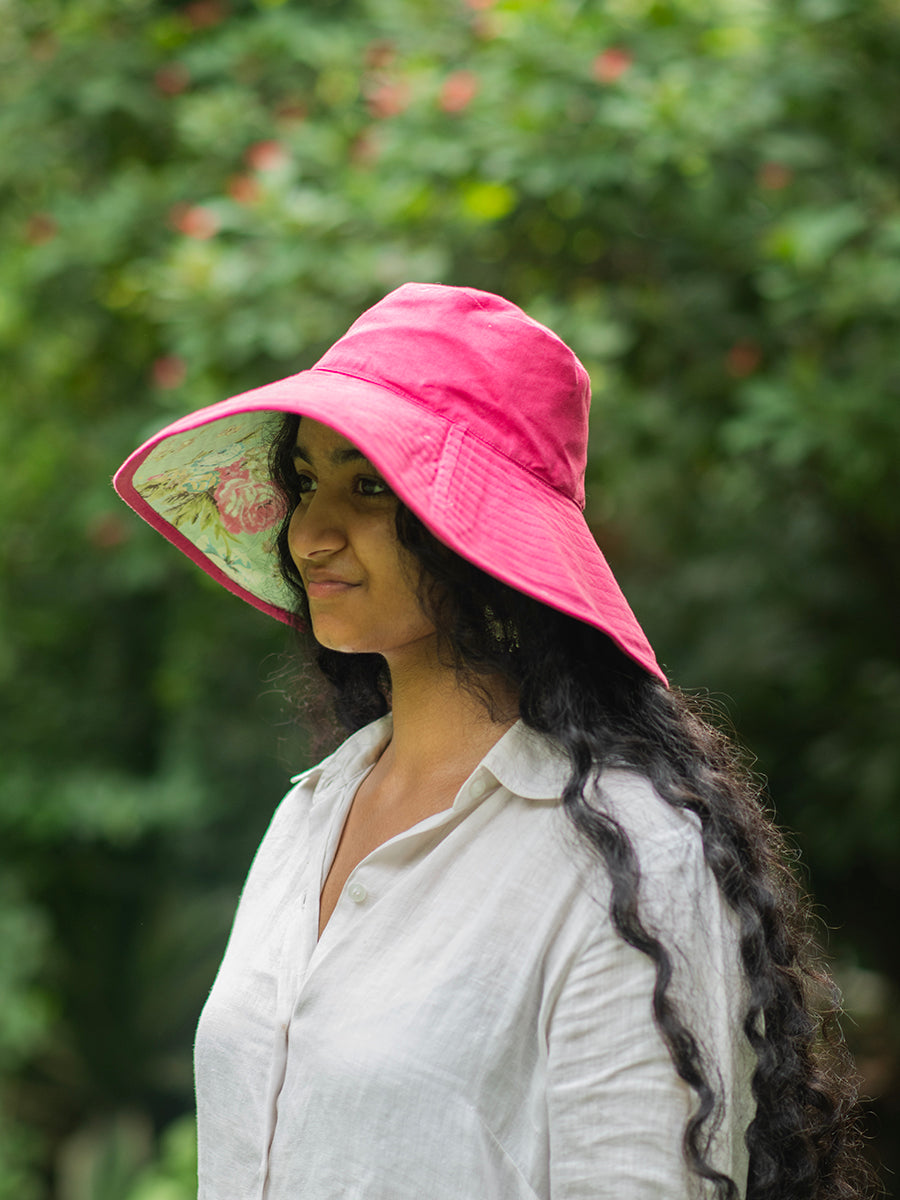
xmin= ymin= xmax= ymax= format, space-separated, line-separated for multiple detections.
xmin=292 ymin=442 xmax=370 ymax=468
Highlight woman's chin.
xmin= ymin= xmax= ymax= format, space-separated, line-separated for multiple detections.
xmin=310 ymin=621 xmax=378 ymax=656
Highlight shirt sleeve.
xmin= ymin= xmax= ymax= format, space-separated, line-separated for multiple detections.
xmin=545 ymin=794 xmax=752 ymax=1199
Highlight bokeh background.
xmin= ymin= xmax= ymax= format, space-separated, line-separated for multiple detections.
xmin=1 ymin=0 xmax=898 ymax=1195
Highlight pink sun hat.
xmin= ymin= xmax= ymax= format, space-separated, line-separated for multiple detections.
xmin=114 ymin=283 xmax=666 ymax=684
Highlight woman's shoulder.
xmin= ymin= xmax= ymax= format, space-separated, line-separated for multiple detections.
xmin=490 ymin=722 xmax=703 ymax=858
xmin=485 ymin=724 xmax=713 ymax=918
xmin=592 ymin=765 xmax=704 ymax=862
xmin=587 ymin=767 xmax=746 ymax=1000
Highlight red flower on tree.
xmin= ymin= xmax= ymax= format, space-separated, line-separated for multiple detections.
xmin=87 ymin=513 xmax=130 ymax=550
xmin=25 ymin=213 xmax=58 ymax=245
xmin=365 ymin=78 xmax=411 ymax=119
xmin=758 ymin=162 xmax=793 ymax=190
xmin=726 ymin=340 xmax=762 ymax=378
xmin=184 ymin=0 xmax=226 ymax=30
xmin=364 ymin=40 xmax=396 ymax=70
xmin=227 ymin=175 xmax=261 ymax=205
xmin=439 ymin=71 xmax=480 ymax=114
xmin=169 ymin=204 xmax=220 ymax=239
xmin=152 ymin=356 xmax=187 ymax=389
xmin=245 ymin=140 xmax=289 ymax=172
xmin=155 ymin=64 xmax=190 ymax=96
xmin=593 ymin=48 xmax=632 ymax=84
xmin=275 ymin=99 xmax=308 ymax=126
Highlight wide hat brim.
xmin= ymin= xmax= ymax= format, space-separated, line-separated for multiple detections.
xmin=114 ymin=369 xmax=666 ymax=685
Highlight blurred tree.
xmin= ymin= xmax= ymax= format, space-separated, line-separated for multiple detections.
xmin=1 ymin=0 xmax=897 ymax=1193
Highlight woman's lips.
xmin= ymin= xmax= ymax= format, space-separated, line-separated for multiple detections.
xmin=305 ymin=578 xmax=360 ymax=599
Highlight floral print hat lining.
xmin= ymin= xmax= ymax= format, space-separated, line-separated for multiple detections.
xmin=114 ymin=283 xmax=666 ymax=684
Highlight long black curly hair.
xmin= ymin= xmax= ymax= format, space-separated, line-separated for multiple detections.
xmin=269 ymin=412 xmax=875 ymax=1200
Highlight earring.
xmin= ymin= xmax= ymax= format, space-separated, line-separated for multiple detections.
xmin=484 ymin=605 xmax=520 ymax=651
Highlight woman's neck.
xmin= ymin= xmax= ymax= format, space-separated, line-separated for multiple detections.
xmin=378 ymin=635 xmax=518 ymax=795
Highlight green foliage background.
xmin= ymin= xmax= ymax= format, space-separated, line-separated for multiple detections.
xmin=1 ymin=0 xmax=898 ymax=1194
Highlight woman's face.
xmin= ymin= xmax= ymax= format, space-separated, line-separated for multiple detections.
xmin=286 ymin=419 xmax=436 ymax=661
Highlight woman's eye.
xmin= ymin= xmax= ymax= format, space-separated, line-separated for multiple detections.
xmin=357 ymin=476 xmax=391 ymax=498
xmin=295 ymin=472 xmax=316 ymax=495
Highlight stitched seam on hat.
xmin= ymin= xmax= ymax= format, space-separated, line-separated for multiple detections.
xmin=452 ymin=420 xmax=581 ymax=506
xmin=434 ymin=422 xmax=464 ymax=513
xmin=312 ymin=367 xmax=582 ymax=507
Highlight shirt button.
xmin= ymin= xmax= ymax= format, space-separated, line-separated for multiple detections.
xmin=347 ymin=881 xmax=368 ymax=904
xmin=470 ymin=776 xmax=489 ymax=799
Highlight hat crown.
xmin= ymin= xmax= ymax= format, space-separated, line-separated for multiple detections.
xmin=113 ymin=281 xmax=665 ymax=683
xmin=312 ymin=283 xmax=590 ymax=506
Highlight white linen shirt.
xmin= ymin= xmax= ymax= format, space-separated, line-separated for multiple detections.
xmin=195 ymin=716 xmax=756 ymax=1200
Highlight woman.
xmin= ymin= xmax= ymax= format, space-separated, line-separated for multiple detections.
xmin=115 ymin=284 xmax=870 ymax=1199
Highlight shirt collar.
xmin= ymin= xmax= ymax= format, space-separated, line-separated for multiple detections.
xmin=298 ymin=714 xmax=393 ymax=803
xmin=301 ymin=714 xmax=570 ymax=806
xmin=478 ymin=719 xmax=571 ymax=801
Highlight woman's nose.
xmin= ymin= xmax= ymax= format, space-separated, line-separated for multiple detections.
xmin=287 ymin=495 xmax=347 ymax=562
